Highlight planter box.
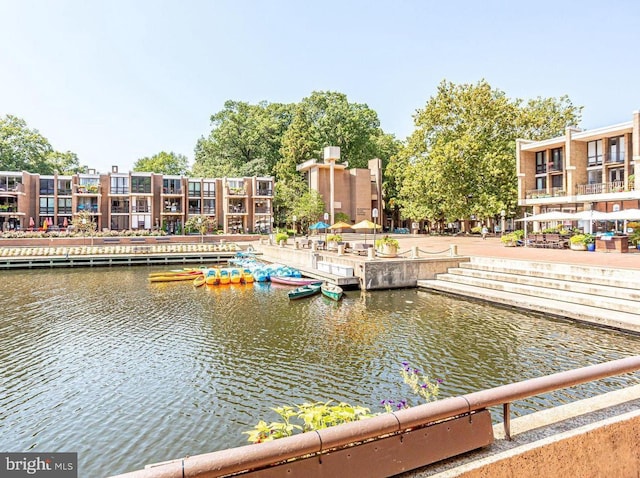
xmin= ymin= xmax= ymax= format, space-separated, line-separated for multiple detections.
xmin=570 ymin=243 xmax=587 ymax=251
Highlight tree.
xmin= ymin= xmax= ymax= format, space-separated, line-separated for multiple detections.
xmin=133 ymin=151 xmax=189 ymax=175
xmin=278 ymin=91 xmax=384 ymax=178
xmin=389 ymin=79 xmax=582 ymax=229
xmin=192 ymin=100 xmax=294 ymax=178
xmin=0 ymin=114 xmax=82 ymax=174
xmin=289 ymin=190 xmax=326 ymax=235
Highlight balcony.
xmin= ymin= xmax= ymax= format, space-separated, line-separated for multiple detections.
xmin=132 ymin=205 xmax=150 ymax=213
xmin=162 ymin=188 xmax=183 ymax=195
xmin=131 ymin=185 xmax=152 ymax=194
xmin=228 ymin=207 xmax=247 ymax=214
xmin=547 ymin=162 xmax=562 ymax=172
xmin=576 ymin=180 xmax=634 ymax=195
xmin=255 ymin=188 xmax=273 ymax=196
xmin=226 ymin=186 xmax=247 ymax=196
xmin=110 ymin=186 xmax=130 ymax=195
xmin=76 ymin=185 xmax=101 ymax=195
xmin=111 ymin=207 xmax=129 ymax=214
xmin=254 ymin=207 xmax=271 ymax=214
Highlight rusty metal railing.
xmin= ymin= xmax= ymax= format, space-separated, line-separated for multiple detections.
xmin=111 ymin=356 xmax=640 ymax=478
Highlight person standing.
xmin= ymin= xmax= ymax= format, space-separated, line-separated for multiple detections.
xmin=481 ymin=224 xmax=488 ymax=240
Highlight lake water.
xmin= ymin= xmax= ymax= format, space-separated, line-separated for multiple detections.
xmin=1 ymin=266 xmax=639 ymax=476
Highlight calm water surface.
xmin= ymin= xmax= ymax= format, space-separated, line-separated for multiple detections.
xmin=1 ymin=267 xmax=639 ymax=476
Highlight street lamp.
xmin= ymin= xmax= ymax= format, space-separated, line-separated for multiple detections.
xmin=82 ymin=218 xmax=87 ymax=247
xmin=292 ymin=215 xmax=297 ymax=241
xmin=500 ymin=210 xmax=506 ymax=237
xmin=324 ymin=212 xmax=329 ymax=245
xmin=197 ymin=217 xmax=203 ymax=243
xmin=372 ymin=208 xmax=379 ymax=250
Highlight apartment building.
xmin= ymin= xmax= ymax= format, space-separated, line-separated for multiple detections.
xmin=0 ymin=166 xmax=274 ymax=234
xmin=516 ymin=111 xmax=640 ymax=226
xmin=297 ymin=146 xmax=384 ymax=227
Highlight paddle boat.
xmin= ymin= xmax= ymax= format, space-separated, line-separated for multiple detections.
xmin=321 ymin=282 xmax=344 ymax=301
xmin=229 ymin=268 xmax=242 ymax=284
xmin=218 ymin=268 xmax=231 ymax=285
xmin=204 ymin=268 xmax=219 ymax=285
xmin=288 ymin=283 xmax=321 ymax=300
xmin=241 ymin=268 xmax=255 ymax=283
xmin=269 ymin=275 xmax=323 ymax=286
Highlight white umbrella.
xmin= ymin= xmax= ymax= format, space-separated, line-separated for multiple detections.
xmin=572 ymin=210 xmax=610 ymax=220
xmin=604 ymin=208 xmax=640 ymax=221
xmin=515 ymin=211 xmax=576 ymax=222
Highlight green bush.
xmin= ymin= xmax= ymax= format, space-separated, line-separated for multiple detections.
xmin=327 ymin=234 xmax=342 ymax=242
xmin=275 ymin=232 xmax=288 ymax=244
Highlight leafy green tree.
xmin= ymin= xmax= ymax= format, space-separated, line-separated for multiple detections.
xmin=389 ymin=79 xmax=582 ymax=229
xmin=289 ymin=189 xmax=325 ymax=234
xmin=192 ymin=100 xmax=294 ymax=178
xmin=133 ymin=151 xmax=189 ymax=175
xmin=0 ymin=114 xmax=81 ymax=174
xmin=278 ymin=91 xmax=385 ymax=178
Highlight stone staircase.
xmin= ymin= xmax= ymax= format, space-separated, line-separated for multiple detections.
xmin=416 ymin=257 xmax=640 ymax=333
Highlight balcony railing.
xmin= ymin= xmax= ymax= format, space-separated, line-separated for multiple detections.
xmin=132 ymin=206 xmax=150 ymax=213
xmin=256 ymin=188 xmax=273 ymax=196
xmin=254 ymin=207 xmax=271 ymax=214
xmin=76 ymin=185 xmax=101 ymax=194
xmin=203 ymin=207 xmax=216 ymax=214
xmin=110 ymin=186 xmax=130 ymax=195
xmin=162 ymin=188 xmax=183 ymax=195
xmin=57 ymin=189 xmax=72 ymax=196
xmin=525 ymin=188 xmax=550 ymax=199
xmin=131 ymin=185 xmax=152 ymax=194
xmin=227 ymin=186 xmax=247 ymax=196
xmin=576 ymin=180 xmax=631 ymax=195
xmin=228 ymin=207 xmax=247 ymax=214
xmin=111 ymin=207 xmax=129 ymax=214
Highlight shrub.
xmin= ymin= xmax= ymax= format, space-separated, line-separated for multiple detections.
xmin=274 ymin=232 xmax=288 ymax=244
xmin=326 ymin=234 xmax=342 ymax=242
xmin=375 ymin=235 xmax=399 ymax=248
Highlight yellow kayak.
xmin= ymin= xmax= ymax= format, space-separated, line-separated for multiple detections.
xmin=149 ymin=274 xmax=200 ymax=282
xmin=193 ymin=275 xmax=206 ymax=287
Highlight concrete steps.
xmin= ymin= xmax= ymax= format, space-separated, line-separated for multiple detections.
xmin=417 ymin=257 xmax=640 ymax=333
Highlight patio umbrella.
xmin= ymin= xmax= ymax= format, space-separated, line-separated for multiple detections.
xmin=42 ymin=220 xmax=48 ymax=232
xmin=329 ymin=221 xmax=352 ymax=230
xmin=63 ymin=217 xmax=68 ymax=228
xmin=29 ymin=217 xmax=34 ymax=229
xmin=605 ymin=208 xmax=640 ymax=221
xmin=351 ymin=219 xmax=382 ymax=244
xmin=515 ymin=211 xmax=576 ymax=222
xmin=309 ymin=221 xmax=330 ymax=235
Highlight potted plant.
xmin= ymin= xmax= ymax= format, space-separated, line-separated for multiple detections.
xmin=326 ymin=234 xmax=342 ymax=250
xmin=500 ymin=230 xmax=523 ymax=247
xmin=375 ymin=235 xmax=399 ymax=257
xmin=569 ymin=234 xmax=593 ymax=251
xmin=629 ymin=229 xmax=640 ymax=250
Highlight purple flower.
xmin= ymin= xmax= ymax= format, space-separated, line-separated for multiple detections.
xmin=396 ymin=400 xmax=407 ymax=409
xmin=437 ymin=378 xmax=444 ymax=383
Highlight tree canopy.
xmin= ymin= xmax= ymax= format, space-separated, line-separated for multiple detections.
xmin=133 ymin=151 xmax=190 ymax=175
xmin=386 ymin=80 xmax=582 ymax=227
xmin=0 ymin=114 xmax=82 ymax=174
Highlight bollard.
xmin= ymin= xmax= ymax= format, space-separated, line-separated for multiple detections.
xmin=411 ymin=245 xmax=419 ymax=259
xmin=367 ymin=246 xmax=375 ymax=260
xmin=279 ymin=240 xmax=285 ymax=247
xmin=294 ymin=240 xmax=300 ymax=250
xmin=337 ymin=244 xmax=345 ymax=256
xmin=450 ymin=244 xmax=458 ymax=256
xmin=311 ymin=242 xmax=318 ymax=252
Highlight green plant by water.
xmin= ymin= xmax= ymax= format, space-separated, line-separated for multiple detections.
xmin=244 ymin=362 xmax=442 ymax=443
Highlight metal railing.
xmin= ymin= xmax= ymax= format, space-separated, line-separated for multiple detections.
xmin=577 ymin=180 xmax=628 ymax=195
xmin=112 ymin=356 xmax=640 ymax=478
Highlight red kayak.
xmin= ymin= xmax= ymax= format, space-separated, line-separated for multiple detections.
xmin=269 ymin=275 xmax=323 ymax=286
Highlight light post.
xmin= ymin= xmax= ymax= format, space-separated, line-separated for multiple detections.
xmin=198 ymin=217 xmax=203 ymax=243
xmin=500 ymin=209 xmax=506 ymax=237
xmin=292 ymin=215 xmax=297 ymax=241
xmin=372 ymin=208 xmax=379 ymax=250
xmin=324 ymin=212 xmax=329 ymax=245
xmin=82 ymin=218 xmax=87 ymax=247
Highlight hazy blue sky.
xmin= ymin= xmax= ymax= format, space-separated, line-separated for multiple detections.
xmin=2 ymin=0 xmax=640 ymax=173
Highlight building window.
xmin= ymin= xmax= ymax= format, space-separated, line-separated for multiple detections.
xmin=132 ymin=197 xmax=150 ymax=213
xmin=110 ymin=177 xmax=129 ymax=194
xmin=535 ymin=177 xmax=546 ymax=190
xmin=163 ymin=179 xmax=182 ymax=194
xmin=588 ymin=169 xmax=602 ymax=184
xmin=131 ymin=176 xmax=151 ymax=194
xmin=609 ymin=136 xmax=625 ymax=163
xmin=57 ymin=198 xmax=72 ymax=214
xmin=188 ymin=182 xmax=201 ymax=196
xmin=188 ymin=199 xmax=201 ymax=214
xmin=535 ymin=151 xmax=546 ymax=174
xmin=39 ymin=179 xmax=54 ymax=195
xmin=550 ymin=148 xmax=563 ymax=170
xmin=203 ymin=199 xmax=215 ymax=214
xmin=587 ymin=140 xmax=602 ymax=166
xmin=57 ymin=179 xmax=72 ymax=195
xmin=203 ymin=182 xmax=215 ymax=197
xmin=609 ymin=167 xmax=624 ymax=183
xmin=39 ymin=197 xmax=55 ymax=215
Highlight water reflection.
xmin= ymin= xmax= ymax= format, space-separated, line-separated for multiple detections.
xmin=0 ymin=267 xmax=638 ymax=476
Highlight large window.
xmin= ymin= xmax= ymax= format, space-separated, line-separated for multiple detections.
xmin=203 ymin=182 xmax=215 ymax=197
xmin=163 ymin=179 xmax=182 ymax=194
xmin=57 ymin=198 xmax=72 ymax=214
xmin=110 ymin=198 xmax=130 ymax=213
xmin=609 ymin=136 xmax=625 ymax=163
xmin=203 ymin=199 xmax=215 ymax=214
xmin=535 ymin=177 xmax=546 ymax=190
xmin=588 ymin=169 xmax=602 ymax=184
xmin=132 ymin=197 xmax=149 ymax=213
xmin=535 ymin=151 xmax=546 ymax=174
xmin=587 ymin=140 xmax=602 ymax=166
xmin=188 ymin=181 xmax=201 ymax=196
xmin=550 ymin=148 xmax=563 ymax=170
xmin=57 ymin=179 xmax=72 ymax=195
xmin=39 ymin=197 xmax=54 ymax=215
xmin=39 ymin=179 xmax=54 ymax=195
xmin=131 ymin=176 xmax=151 ymax=194
xmin=188 ymin=199 xmax=201 ymax=214
xmin=110 ymin=176 xmax=129 ymax=194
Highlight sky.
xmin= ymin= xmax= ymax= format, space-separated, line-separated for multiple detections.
xmin=2 ymin=0 xmax=640 ymax=173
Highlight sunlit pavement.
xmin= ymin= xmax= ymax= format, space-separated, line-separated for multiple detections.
xmin=328 ymin=233 xmax=640 ymax=270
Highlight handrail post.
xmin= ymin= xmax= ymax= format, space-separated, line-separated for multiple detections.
xmin=503 ymin=402 xmax=511 ymax=440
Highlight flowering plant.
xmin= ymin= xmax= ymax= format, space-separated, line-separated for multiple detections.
xmin=381 ymin=362 xmax=442 ymax=412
